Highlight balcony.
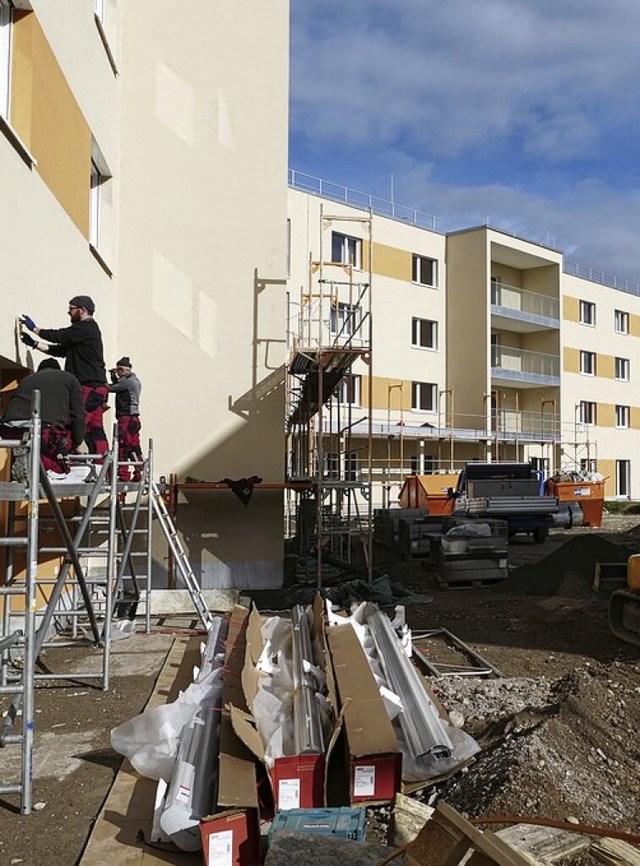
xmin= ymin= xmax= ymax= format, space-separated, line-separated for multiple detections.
xmin=491 ymin=346 xmax=560 ymax=387
xmin=491 ymin=282 xmax=559 ymax=332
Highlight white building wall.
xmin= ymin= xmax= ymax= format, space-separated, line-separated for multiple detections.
xmin=117 ymin=1 xmax=290 ymax=587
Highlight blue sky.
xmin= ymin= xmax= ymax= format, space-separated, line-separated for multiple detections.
xmin=289 ymin=0 xmax=640 ymax=282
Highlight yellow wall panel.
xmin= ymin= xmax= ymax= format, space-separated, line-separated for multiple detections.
xmin=368 ymin=376 xmax=412 ymax=412
xmin=563 ymin=295 xmax=579 ymax=322
xmin=598 ymin=459 xmax=616 ymax=497
xmin=598 ymin=403 xmax=615 ymax=428
xmin=563 ymin=347 xmax=580 ymax=373
xmin=631 ymin=407 xmax=640 ymax=430
xmin=11 ymin=12 xmax=92 ymax=237
xmin=630 ymin=313 xmax=640 ymax=338
xmin=372 ymin=242 xmax=412 ymax=281
xmin=598 ymin=354 xmax=615 ymax=379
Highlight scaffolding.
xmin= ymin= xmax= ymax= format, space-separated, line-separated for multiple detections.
xmin=0 ymin=395 xmax=210 ymax=814
xmin=286 ymin=207 xmax=374 ymax=583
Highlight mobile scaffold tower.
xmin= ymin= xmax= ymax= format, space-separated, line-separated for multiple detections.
xmin=286 ymin=207 xmax=374 ymax=584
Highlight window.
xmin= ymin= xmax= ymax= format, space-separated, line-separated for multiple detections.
xmin=411 ymin=381 xmax=436 ymax=412
xmin=616 ymin=459 xmax=631 ymax=498
xmin=89 ymin=141 xmax=112 ymax=254
xmin=579 ymin=300 xmax=596 ymax=326
xmin=336 ymin=374 xmax=361 ymax=406
xmin=331 ymin=232 xmax=361 ymax=269
xmin=0 ymin=2 xmax=11 ymax=119
xmin=580 ymin=350 xmax=596 ymax=376
xmin=94 ymin=0 xmax=105 ymax=21
xmin=615 ymin=357 xmax=630 ymax=381
xmin=412 ymin=254 xmax=437 ymax=287
xmin=323 ymin=453 xmax=339 ymax=479
xmin=580 ymin=458 xmax=598 ymax=474
xmin=614 ymin=309 xmax=629 ymax=334
xmin=322 ymin=451 xmax=359 ymax=480
xmin=579 ymin=400 xmax=597 ymax=425
xmin=616 ymin=405 xmax=630 ymax=428
xmin=411 ymin=317 xmax=438 ymax=349
xmin=330 ymin=302 xmax=361 ymax=337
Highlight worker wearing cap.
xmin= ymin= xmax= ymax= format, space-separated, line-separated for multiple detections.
xmin=0 ymin=358 xmax=86 ymax=478
xmin=108 ymin=356 xmax=143 ymax=482
xmin=19 ymin=296 xmax=109 ymax=457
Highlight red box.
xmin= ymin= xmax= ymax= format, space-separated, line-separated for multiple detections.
xmin=200 ymin=809 xmax=260 ymax=866
xmin=270 ymin=753 xmax=325 ymax=810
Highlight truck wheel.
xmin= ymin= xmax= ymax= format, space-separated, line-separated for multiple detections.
xmin=533 ymin=527 xmax=548 ymax=544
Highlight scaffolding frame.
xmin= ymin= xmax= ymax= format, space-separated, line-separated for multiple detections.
xmin=286 ymin=207 xmax=374 ymax=583
xmin=0 ymin=396 xmax=209 ymax=814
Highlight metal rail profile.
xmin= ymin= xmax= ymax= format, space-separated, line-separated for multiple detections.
xmin=160 ymin=680 xmax=224 ymax=851
xmin=291 ymin=604 xmax=325 ymax=755
xmin=367 ymin=609 xmax=453 ymax=760
xmin=196 ymin=614 xmax=229 ymax=682
xmin=412 ymin=628 xmax=503 ymax=678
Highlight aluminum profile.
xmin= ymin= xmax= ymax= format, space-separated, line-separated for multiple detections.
xmin=291 ymin=604 xmax=325 ymax=755
xmin=367 ymin=609 xmax=453 ymax=760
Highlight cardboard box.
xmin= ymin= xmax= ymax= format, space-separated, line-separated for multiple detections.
xmin=202 ymin=605 xmax=261 ymax=865
xmin=200 ymin=808 xmax=260 ymax=866
xmin=229 ymin=599 xmax=334 ymax=810
xmin=326 ymin=621 xmax=402 ymax=805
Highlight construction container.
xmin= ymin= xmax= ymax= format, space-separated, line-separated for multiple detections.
xmin=399 ymin=473 xmax=458 ymax=515
xmin=545 ymin=480 xmax=605 ymax=527
xmin=268 ymin=807 xmax=366 ymax=843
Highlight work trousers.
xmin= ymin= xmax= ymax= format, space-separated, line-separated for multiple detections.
xmin=82 ymin=385 xmax=109 ymax=458
xmin=0 ymin=423 xmax=72 ymax=475
xmin=116 ymin=415 xmax=142 ymax=481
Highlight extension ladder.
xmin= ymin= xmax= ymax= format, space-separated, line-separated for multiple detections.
xmin=150 ymin=482 xmax=213 ymax=629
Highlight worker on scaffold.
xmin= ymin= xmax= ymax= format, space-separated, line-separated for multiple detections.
xmin=109 ymin=356 xmax=143 ymax=481
xmin=19 ymin=296 xmax=109 ymax=457
xmin=0 ymin=358 xmax=86 ymax=480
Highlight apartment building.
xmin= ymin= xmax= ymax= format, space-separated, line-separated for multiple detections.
xmin=287 ymin=177 xmax=640 ymax=502
xmin=1 ymin=1 xmax=289 ymax=589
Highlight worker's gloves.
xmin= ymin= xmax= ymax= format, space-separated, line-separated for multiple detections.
xmin=20 ymin=314 xmax=37 ymax=331
xmin=20 ymin=332 xmax=37 ymax=348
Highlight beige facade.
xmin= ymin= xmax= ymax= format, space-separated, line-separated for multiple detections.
xmin=287 ymin=186 xmax=640 ymax=502
xmin=1 ymin=1 xmax=289 ymax=588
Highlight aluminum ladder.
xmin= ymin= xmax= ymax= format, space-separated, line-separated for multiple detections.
xmin=150 ymin=481 xmax=213 ymax=629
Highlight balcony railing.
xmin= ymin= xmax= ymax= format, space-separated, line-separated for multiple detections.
xmin=491 ymin=346 xmax=560 ymax=382
xmin=491 ymin=282 xmax=559 ymax=322
xmin=288 ymin=169 xmax=441 ymax=232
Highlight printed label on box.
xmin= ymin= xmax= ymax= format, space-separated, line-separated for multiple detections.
xmin=278 ymin=778 xmax=301 ymax=809
xmin=208 ymin=828 xmax=234 ymax=866
xmin=354 ymin=765 xmax=376 ymax=797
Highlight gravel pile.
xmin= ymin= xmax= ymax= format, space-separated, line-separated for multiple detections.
xmin=433 ymin=662 xmax=640 ymax=832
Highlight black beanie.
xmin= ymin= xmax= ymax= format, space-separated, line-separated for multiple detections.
xmin=116 ymin=356 xmax=132 ymax=369
xmin=38 ymin=358 xmax=61 ymax=371
xmin=69 ymin=295 xmax=95 ymax=313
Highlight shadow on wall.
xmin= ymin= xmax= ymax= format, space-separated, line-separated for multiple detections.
xmin=159 ymin=269 xmax=288 ymax=589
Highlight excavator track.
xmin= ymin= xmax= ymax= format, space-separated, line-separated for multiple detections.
xmin=608 ymin=589 xmax=640 ymax=648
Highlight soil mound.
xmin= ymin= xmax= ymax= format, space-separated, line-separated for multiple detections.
xmin=497 ymin=534 xmax=636 ymax=597
xmin=435 ymin=663 xmax=640 ymax=831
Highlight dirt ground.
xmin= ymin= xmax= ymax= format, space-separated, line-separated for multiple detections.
xmin=1 ymin=515 xmax=640 ymax=865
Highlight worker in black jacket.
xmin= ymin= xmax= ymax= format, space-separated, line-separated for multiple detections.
xmin=0 ymin=358 xmax=86 ymax=477
xmin=20 ymin=296 xmax=109 ymax=457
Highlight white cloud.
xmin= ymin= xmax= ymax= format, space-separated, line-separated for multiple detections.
xmin=290 ymin=0 xmax=640 ymax=280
